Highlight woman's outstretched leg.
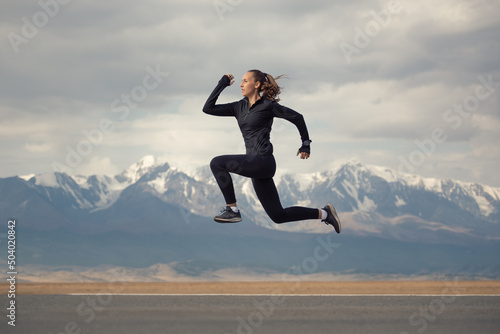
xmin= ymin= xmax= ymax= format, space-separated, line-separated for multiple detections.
xmin=253 ymin=177 xmax=341 ymax=231
xmin=251 ymin=178 xmax=319 ymax=224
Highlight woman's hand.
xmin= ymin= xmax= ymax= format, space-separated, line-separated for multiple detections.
xmin=226 ymin=73 xmax=235 ymax=86
xmin=297 ymin=146 xmax=310 ymax=159
xmin=297 ymin=140 xmax=311 ymax=159
xmin=297 ymin=150 xmax=310 ymax=159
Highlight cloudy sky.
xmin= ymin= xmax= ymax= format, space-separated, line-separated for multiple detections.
xmin=1 ymin=0 xmax=499 ymax=186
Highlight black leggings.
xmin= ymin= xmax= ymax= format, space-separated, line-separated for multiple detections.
xmin=210 ymin=154 xmax=319 ymax=224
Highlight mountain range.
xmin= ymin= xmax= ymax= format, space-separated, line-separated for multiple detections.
xmin=2 ymin=156 xmax=499 ymax=279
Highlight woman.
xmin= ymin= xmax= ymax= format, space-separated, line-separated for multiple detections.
xmin=202 ymin=70 xmax=340 ymax=233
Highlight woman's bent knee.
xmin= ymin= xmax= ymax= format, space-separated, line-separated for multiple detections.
xmin=210 ymin=156 xmax=222 ymax=171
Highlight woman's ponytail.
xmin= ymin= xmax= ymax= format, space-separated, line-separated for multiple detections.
xmin=249 ymin=69 xmax=286 ymax=102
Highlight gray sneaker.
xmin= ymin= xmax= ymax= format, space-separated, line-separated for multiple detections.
xmin=214 ymin=206 xmax=242 ymax=223
xmin=322 ymin=203 xmax=341 ymax=233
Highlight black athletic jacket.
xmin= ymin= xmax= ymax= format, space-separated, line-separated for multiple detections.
xmin=202 ymin=75 xmax=310 ymax=156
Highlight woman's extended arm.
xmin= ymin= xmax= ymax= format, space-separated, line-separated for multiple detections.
xmin=271 ymin=103 xmax=310 ymax=143
xmin=202 ymin=75 xmax=237 ymax=116
xmin=271 ymin=103 xmax=312 ymax=159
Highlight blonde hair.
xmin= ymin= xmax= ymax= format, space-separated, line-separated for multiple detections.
xmin=248 ymin=69 xmax=286 ymax=102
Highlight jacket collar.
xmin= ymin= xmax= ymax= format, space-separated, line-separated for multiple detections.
xmin=243 ymin=96 xmax=268 ymax=107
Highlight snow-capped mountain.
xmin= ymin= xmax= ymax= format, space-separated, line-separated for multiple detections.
xmin=3 ymin=156 xmax=500 ymax=242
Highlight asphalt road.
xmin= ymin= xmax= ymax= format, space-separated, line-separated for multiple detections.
xmin=3 ymin=294 xmax=500 ymax=334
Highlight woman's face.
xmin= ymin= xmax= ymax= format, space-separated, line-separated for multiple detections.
xmin=240 ymin=72 xmax=261 ymax=98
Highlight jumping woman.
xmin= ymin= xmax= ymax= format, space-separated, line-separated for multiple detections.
xmin=202 ymin=70 xmax=340 ymax=233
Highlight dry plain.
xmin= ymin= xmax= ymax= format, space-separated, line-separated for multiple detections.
xmin=7 ymin=280 xmax=500 ymax=295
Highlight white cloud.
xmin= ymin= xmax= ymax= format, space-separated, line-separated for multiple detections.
xmin=75 ymin=156 xmax=119 ymax=176
xmin=24 ymin=142 xmax=51 ymax=153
